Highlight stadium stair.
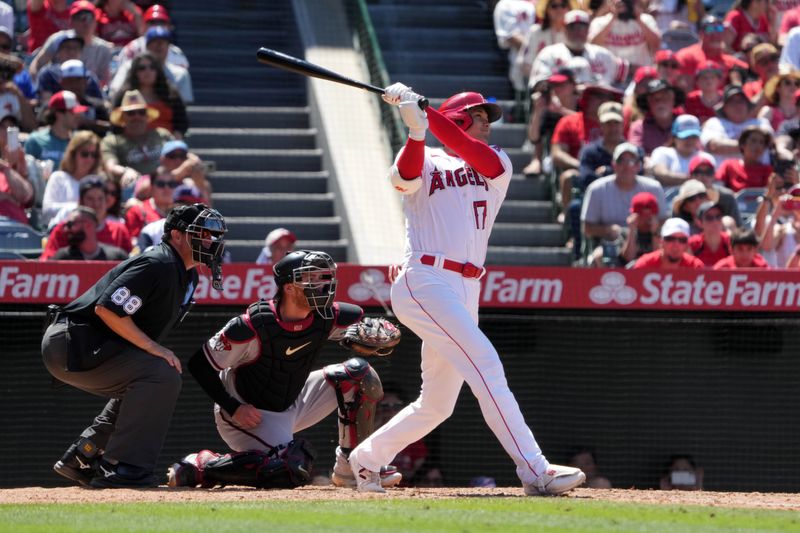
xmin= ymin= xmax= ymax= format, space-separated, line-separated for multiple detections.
xmin=366 ymin=0 xmax=572 ymax=266
xmin=170 ymin=1 xmax=348 ymax=263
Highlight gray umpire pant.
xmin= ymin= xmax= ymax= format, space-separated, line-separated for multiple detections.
xmin=41 ymin=320 xmax=182 ymax=471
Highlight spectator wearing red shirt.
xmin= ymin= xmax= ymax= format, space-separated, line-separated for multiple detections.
xmin=779 ymin=4 xmax=800 ymax=45
xmin=40 ymin=175 xmax=132 ymax=260
xmin=716 ymin=126 xmax=773 ymax=191
xmin=759 ymin=68 xmax=800 ymax=132
xmin=713 ymin=228 xmax=770 ymax=268
xmin=684 ymin=61 xmax=723 ymax=124
xmin=629 ymin=79 xmax=683 ymax=156
xmin=634 ymin=217 xmax=705 ymax=268
xmin=675 ymin=16 xmax=747 ymax=89
xmin=124 ymin=165 xmax=177 ymax=238
xmin=724 ymin=0 xmax=773 ymax=52
xmin=0 ymin=157 xmax=34 ymax=225
xmin=27 ymin=0 xmax=71 ymax=54
xmin=96 ymin=0 xmax=143 ymax=48
xmin=743 ymin=43 xmax=780 ymax=101
xmin=689 ymin=201 xmax=732 ymax=266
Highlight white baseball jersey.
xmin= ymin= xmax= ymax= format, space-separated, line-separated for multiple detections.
xmin=399 ymin=146 xmax=513 ymax=267
xmin=533 ymin=42 xmax=628 ymax=87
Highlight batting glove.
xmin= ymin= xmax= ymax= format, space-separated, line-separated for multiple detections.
xmin=399 ymin=100 xmax=428 ymax=141
xmin=383 ymin=82 xmax=420 ymax=106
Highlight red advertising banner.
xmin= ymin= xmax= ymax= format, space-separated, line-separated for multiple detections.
xmin=2 ymin=260 xmax=800 ymax=311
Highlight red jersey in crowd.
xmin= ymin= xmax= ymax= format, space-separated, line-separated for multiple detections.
xmin=716 ymin=159 xmax=773 ymax=192
xmin=713 ymin=254 xmax=770 ymax=269
xmin=675 ymin=44 xmax=748 ymax=88
xmin=26 ymin=0 xmax=71 ymax=53
xmin=551 ymin=112 xmax=601 ymax=159
xmin=40 ymin=219 xmax=133 ymax=261
xmin=725 ymin=9 xmax=771 ymax=51
xmin=96 ymin=7 xmax=141 ymax=47
xmin=124 ymin=198 xmax=166 ymax=238
xmin=633 ymin=250 xmax=705 ymax=269
xmin=689 ymin=232 xmax=732 ymax=266
xmin=684 ymin=91 xmax=720 ymax=123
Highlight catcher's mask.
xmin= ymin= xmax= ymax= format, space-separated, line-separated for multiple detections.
xmin=274 ymin=250 xmax=337 ymax=318
xmin=164 ymin=203 xmax=227 ymax=289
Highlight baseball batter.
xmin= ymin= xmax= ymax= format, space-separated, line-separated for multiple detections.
xmin=348 ymin=84 xmax=586 ymax=495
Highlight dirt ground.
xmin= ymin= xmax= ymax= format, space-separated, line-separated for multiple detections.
xmin=2 ymin=486 xmax=800 ymax=511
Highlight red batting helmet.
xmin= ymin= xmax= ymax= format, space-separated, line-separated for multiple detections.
xmin=438 ymin=92 xmax=503 ymax=131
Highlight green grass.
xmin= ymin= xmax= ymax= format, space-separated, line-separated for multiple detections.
xmin=1 ymin=498 xmax=798 ymax=532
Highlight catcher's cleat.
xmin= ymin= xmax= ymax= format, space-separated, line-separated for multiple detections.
xmin=332 ymin=447 xmax=402 ymax=488
xmin=53 ymin=439 xmax=100 ymax=487
xmin=167 ymin=450 xmax=220 ymax=488
xmin=89 ymin=459 xmax=159 ymax=489
xmin=523 ymin=464 xmax=585 ymax=496
xmin=349 ymin=452 xmax=385 ymax=493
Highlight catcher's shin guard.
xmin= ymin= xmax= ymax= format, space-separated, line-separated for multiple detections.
xmin=200 ymin=439 xmax=315 ymax=489
xmin=323 ymin=357 xmax=383 ymax=450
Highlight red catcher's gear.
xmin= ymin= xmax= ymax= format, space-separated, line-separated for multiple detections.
xmin=437 ymin=92 xmax=503 ymax=131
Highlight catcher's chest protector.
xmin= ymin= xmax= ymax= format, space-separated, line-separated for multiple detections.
xmin=235 ymin=301 xmax=332 ymax=412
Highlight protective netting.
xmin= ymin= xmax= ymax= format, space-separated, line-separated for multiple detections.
xmin=4 ymin=304 xmax=800 ymax=491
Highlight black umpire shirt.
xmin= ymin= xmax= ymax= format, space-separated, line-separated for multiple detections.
xmin=63 ymin=241 xmax=198 ymax=343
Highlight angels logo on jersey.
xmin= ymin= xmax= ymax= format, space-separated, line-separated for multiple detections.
xmin=210 ymin=332 xmax=232 ymax=352
xmin=428 ymin=165 xmax=489 ymax=196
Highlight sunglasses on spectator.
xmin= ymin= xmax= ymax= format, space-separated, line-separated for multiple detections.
xmin=124 ymin=109 xmax=148 ymax=117
xmin=136 ymin=63 xmax=156 ymax=72
xmin=78 ymin=150 xmax=99 ymax=159
xmin=660 ymin=61 xmax=680 ymax=69
xmin=663 ymin=235 xmax=688 ymax=243
xmin=72 ymin=11 xmax=94 ymax=22
xmin=154 ymin=179 xmax=179 ymax=188
xmin=548 ymin=2 xmax=568 ymax=8
xmin=0 ymin=43 xmax=11 ymax=52
xmin=164 ymin=151 xmax=188 ymax=160
xmin=692 ymin=168 xmax=714 ymax=176
xmin=703 ymin=213 xmax=723 ymax=222
xmin=65 ymin=219 xmax=85 ymax=228
xmin=782 ymin=79 xmax=800 ymax=87
xmin=758 ymin=56 xmax=779 ymax=65
xmin=616 ymin=158 xmax=640 ymax=165
xmin=687 ymin=193 xmax=707 ymax=202
xmin=702 ymin=24 xmax=726 ymax=33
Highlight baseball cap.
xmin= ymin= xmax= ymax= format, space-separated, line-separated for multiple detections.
xmin=696 ymin=60 xmax=723 ymax=76
xmin=661 ymin=217 xmax=690 ymax=238
xmin=655 ymin=49 xmax=677 ymax=65
xmin=48 ymin=90 xmax=88 ymax=113
xmin=78 ymin=175 xmax=106 ymax=196
xmin=60 ymin=59 xmax=87 ymax=79
xmin=633 ymin=66 xmax=658 ymax=85
xmin=144 ymin=5 xmax=171 ymax=23
xmin=0 ymin=25 xmax=12 ymax=40
xmin=672 ymin=114 xmax=701 ymax=139
xmin=689 ymin=153 xmax=716 ymax=174
xmin=172 ymin=184 xmax=204 ymax=204
xmin=145 ymin=26 xmax=172 ymax=43
xmin=69 ymin=0 xmax=96 ymax=17
xmin=548 ymin=67 xmax=575 ymax=85
xmin=598 ymin=101 xmax=623 ymax=123
xmin=630 ymin=192 xmax=658 ymax=214
xmin=696 ymin=200 xmax=723 ymax=220
xmin=52 ymin=30 xmax=83 ymax=51
xmin=612 ymin=142 xmax=641 ymax=162
xmin=265 ymin=227 xmax=297 ymax=247
xmin=750 ymin=43 xmax=779 ymax=64
xmin=564 ymin=9 xmax=590 ymax=25
xmin=164 ymin=203 xmax=206 ymax=234
xmin=161 ymin=140 xmax=189 ymax=157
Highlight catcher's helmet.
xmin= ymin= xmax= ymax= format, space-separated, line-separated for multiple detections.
xmin=273 ymin=250 xmax=337 ymax=318
xmin=438 ymin=92 xmax=503 ymax=131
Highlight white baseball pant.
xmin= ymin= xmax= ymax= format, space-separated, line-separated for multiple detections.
xmin=351 ymin=262 xmax=550 ymax=485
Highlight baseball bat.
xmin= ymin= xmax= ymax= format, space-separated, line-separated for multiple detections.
xmin=256 ymin=47 xmax=428 ymax=110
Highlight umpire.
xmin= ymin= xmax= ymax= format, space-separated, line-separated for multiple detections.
xmin=41 ymin=203 xmax=226 ymax=488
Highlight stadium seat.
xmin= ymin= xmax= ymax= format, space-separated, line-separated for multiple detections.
xmin=0 ymin=218 xmax=44 ymax=259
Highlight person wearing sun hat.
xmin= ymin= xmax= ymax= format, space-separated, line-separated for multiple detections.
xmin=633 ymin=217 xmax=705 ymax=269
xmin=743 ymin=43 xmax=780 ymax=100
xmin=758 ymin=66 xmax=800 ymax=132
xmin=629 ymin=79 xmax=685 ymax=156
xmin=101 ymin=90 xmax=172 ymax=198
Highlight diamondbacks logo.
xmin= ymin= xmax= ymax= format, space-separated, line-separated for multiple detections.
xmin=589 ymin=272 xmax=636 ymax=305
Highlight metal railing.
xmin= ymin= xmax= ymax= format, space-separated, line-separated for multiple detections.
xmin=344 ymin=0 xmax=405 ymax=155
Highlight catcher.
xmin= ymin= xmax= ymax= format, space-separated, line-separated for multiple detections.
xmin=167 ymin=249 xmax=403 ymax=489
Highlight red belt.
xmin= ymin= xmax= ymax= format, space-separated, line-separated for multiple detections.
xmin=419 ymin=254 xmax=486 ymax=279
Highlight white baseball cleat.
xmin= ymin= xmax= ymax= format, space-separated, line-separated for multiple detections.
xmin=332 ymin=447 xmax=402 ymax=488
xmin=349 ymin=452 xmax=385 ymax=493
xmin=523 ymin=464 xmax=586 ymax=496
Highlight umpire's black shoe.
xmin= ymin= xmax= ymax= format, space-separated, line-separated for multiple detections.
xmin=90 ymin=459 xmax=159 ymax=489
xmin=53 ymin=438 xmax=100 ymax=487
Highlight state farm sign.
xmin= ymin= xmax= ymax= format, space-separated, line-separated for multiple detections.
xmin=2 ymin=261 xmax=800 ymax=312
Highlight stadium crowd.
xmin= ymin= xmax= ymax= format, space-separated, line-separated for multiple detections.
xmin=494 ymin=0 xmax=800 ymax=268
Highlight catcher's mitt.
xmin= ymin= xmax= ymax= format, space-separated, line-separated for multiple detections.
xmin=340 ymin=316 xmax=402 ymax=356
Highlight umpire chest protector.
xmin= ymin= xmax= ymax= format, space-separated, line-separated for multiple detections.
xmin=234 ymin=301 xmax=358 ymax=412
